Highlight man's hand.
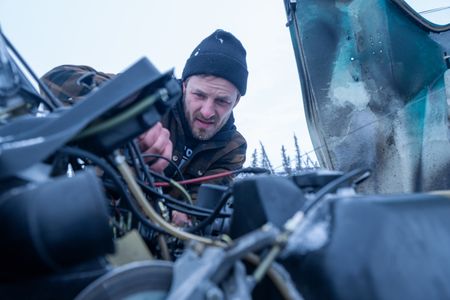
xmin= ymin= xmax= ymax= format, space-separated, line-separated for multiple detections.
xmin=138 ymin=122 xmax=172 ymax=173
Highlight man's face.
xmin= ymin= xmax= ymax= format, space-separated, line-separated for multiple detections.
xmin=183 ymin=75 xmax=240 ymax=140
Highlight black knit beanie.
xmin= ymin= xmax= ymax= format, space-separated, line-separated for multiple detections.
xmin=182 ymin=29 xmax=248 ymax=96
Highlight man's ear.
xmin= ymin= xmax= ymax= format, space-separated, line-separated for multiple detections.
xmin=233 ymin=95 xmax=241 ymax=108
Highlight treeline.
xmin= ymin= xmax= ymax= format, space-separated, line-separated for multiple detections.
xmin=250 ymin=134 xmax=319 ymax=175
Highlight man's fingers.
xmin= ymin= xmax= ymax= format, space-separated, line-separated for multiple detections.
xmin=147 ymin=126 xmax=170 ymax=156
xmin=139 ymin=122 xmax=163 ymax=151
xmin=149 ymin=139 xmax=172 ymax=173
xmin=138 ymin=122 xmax=173 ymax=172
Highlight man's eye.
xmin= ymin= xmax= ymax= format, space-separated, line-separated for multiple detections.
xmin=217 ymin=99 xmax=231 ymax=106
xmin=193 ymin=93 xmax=205 ymax=99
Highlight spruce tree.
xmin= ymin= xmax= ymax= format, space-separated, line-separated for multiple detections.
xmin=259 ymin=141 xmax=274 ymax=174
xmin=251 ymin=148 xmax=258 ymax=167
xmin=281 ymin=145 xmax=292 ymax=175
xmin=293 ymin=134 xmax=303 ymax=171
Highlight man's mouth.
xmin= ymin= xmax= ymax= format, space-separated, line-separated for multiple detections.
xmin=195 ymin=118 xmax=215 ymax=128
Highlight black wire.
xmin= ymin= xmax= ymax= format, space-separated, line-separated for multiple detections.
xmin=136 ymin=179 xmax=231 ymax=218
xmin=142 ymin=153 xmax=185 ymax=181
xmin=185 ymin=190 xmax=233 ymax=234
xmin=137 ymin=166 xmax=267 ymax=228
xmin=128 ymin=141 xmax=167 ymax=218
xmin=235 ymin=167 xmax=271 ymax=175
xmin=138 ymin=170 xmax=231 ymax=218
xmin=58 ymin=146 xmax=166 ymax=234
xmin=137 ymin=179 xmax=212 ymax=218
xmin=165 ymin=202 xmax=216 ymax=218
xmin=137 ymin=177 xmax=229 ymax=216
xmin=126 ymin=143 xmax=145 ymax=181
xmin=1 ymin=32 xmax=63 ymax=109
xmin=131 ymin=140 xmax=156 ymax=187
xmin=303 ymin=168 xmax=371 ymax=214
xmin=148 ymin=168 xmax=178 ymax=184
xmin=121 ymin=146 xmax=166 ymax=217
xmin=139 ymin=166 xmax=268 ymax=226
xmin=58 ymin=146 xmax=233 ymax=246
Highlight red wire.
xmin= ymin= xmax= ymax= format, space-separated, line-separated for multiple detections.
xmin=154 ymin=170 xmax=234 ymax=187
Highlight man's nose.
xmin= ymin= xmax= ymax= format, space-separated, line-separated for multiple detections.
xmin=199 ymin=99 xmax=215 ymax=119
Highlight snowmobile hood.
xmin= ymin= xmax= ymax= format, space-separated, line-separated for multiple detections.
xmin=284 ymin=0 xmax=450 ymax=193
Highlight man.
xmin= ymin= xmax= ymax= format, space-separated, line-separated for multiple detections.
xmin=41 ymin=29 xmax=248 ymax=194
xmin=141 ymin=29 xmax=248 ymax=191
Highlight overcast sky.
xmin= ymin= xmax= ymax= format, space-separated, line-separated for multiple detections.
xmin=0 ymin=1 xmax=448 ymax=170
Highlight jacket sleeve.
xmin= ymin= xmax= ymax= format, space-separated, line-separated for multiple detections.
xmin=40 ymin=64 xmax=114 ymax=105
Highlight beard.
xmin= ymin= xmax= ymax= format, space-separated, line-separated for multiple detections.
xmin=189 ymin=113 xmax=220 ymax=140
